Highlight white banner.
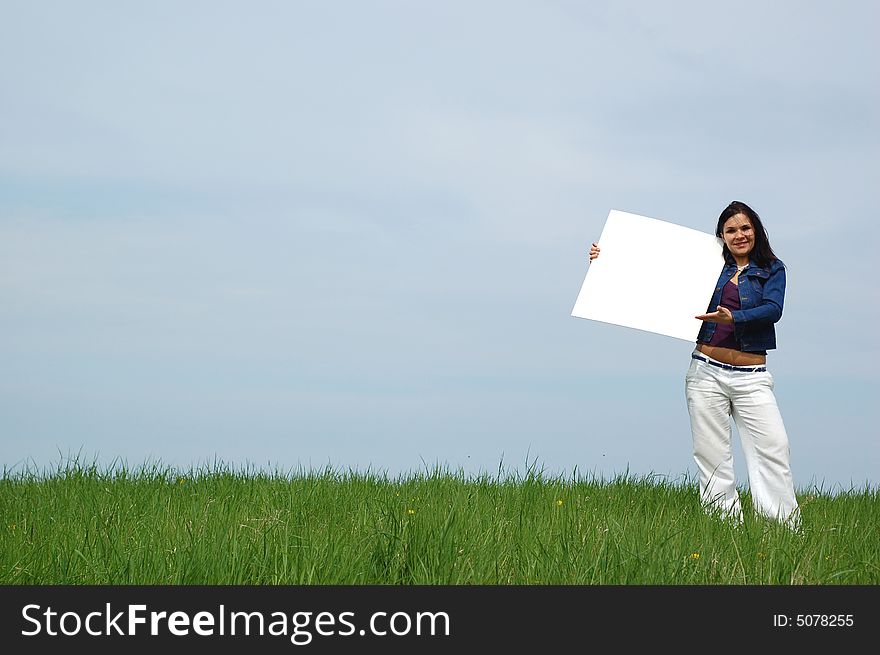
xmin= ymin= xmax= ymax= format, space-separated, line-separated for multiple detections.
xmin=572 ymin=209 xmax=724 ymax=342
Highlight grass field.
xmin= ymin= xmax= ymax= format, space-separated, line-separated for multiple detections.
xmin=2 ymin=462 xmax=878 ymax=584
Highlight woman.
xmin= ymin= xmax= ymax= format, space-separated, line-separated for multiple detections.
xmin=589 ymin=201 xmax=800 ymax=528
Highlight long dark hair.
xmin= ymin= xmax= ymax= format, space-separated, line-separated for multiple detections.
xmin=716 ymin=201 xmax=778 ymax=268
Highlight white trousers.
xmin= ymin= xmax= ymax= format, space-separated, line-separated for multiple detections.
xmin=685 ymin=351 xmax=800 ymax=528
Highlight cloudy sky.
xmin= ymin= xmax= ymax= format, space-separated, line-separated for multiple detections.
xmin=2 ymin=1 xmax=877 ymax=491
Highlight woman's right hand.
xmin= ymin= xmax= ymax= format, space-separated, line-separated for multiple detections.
xmin=588 ymin=242 xmax=600 ymax=261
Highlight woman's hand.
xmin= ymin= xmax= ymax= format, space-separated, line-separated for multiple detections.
xmin=588 ymin=242 xmax=600 ymax=261
xmin=696 ymin=306 xmax=734 ymax=324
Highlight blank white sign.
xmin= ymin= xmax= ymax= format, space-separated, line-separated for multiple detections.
xmin=571 ymin=209 xmax=724 ymax=342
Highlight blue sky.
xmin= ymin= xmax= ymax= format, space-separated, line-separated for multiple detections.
xmin=2 ymin=1 xmax=877 ymax=490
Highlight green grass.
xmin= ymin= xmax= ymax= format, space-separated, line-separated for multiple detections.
xmin=2 ymin=461 xmax=878 ymax=584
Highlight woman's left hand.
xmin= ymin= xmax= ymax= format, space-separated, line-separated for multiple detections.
xmin=696 ymin=306 xmax=734 ymax=324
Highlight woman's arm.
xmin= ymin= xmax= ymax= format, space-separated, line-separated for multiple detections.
xmin=730 ymin=264 xmax=785 ymax=326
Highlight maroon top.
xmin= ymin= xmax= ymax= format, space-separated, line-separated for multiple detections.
xmin=707 ymin=280 xmax=740 ymax=349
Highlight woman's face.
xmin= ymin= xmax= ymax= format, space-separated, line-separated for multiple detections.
xmin=722 ymin=213 xmax=755 ymax=260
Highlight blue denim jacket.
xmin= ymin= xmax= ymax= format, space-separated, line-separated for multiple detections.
xmin=696 ymin=258 xmax=785 ymax=352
